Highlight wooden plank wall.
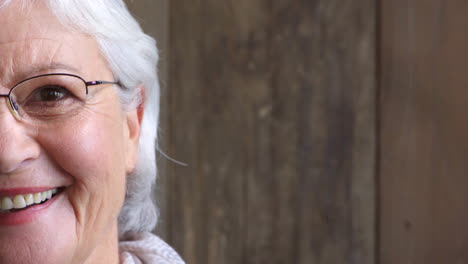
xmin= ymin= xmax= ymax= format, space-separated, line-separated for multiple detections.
xmin=380 ymin=0 xmax=468 ymax=263
xmin=124 ymin=0 xmax=468 ymax=263
xmin=161 ymin=1 xmax=376 ymax=264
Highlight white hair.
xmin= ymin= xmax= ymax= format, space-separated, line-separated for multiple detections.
xmin=1 ymin=0 xmax=160 ymax=237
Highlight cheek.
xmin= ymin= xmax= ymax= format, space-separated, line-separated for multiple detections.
xmin=40 ymin=114 xmax=127 ymax=183
xmin=42 ymin=117 xmax=126 ymax=181
xmin=36 ymin=111 xmax=127 ymax=243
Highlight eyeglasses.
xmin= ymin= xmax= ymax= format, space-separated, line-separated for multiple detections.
xmin=0 ymin=73 xmax=118 ymax=126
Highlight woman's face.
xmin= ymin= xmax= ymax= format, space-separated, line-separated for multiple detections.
xmin=0 ymin=2 xmax=140 ymax=263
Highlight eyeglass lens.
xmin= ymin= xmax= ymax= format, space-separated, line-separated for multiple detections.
xmin=9 ymin=75 xmax=87 ymax=124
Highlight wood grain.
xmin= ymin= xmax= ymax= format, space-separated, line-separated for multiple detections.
xmin=380 ymin=0 xmax=468 ymax=263
xmin=162 ymin=0 xmax=377 ymax=263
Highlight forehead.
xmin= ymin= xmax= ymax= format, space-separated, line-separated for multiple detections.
xmin=0 ymin=1 xmax=109 ymax=87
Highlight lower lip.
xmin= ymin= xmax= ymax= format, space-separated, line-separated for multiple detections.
xmin=0 ymin=191 xmax=63 ymax=226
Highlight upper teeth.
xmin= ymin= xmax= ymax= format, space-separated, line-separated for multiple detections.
xmin=0 ymin=188 xmax=58 ymax=211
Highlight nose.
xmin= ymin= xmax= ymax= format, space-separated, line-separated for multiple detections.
xmin=0 ymin=98 xmax=40 ymax=174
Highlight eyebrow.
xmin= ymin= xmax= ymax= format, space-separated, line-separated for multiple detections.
xmin=21 ymin=62 xmax=82 ymax=79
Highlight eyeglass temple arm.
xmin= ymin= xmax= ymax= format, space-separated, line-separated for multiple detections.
xmin=85 ymin=80 xmax=119 ymax=86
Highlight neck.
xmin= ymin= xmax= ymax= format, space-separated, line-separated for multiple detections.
xmin=82 ymin=223 xmax=119 ymax=264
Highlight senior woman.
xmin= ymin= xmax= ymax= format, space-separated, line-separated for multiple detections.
xmin=0 ymin=0 xmax=184 ymax=263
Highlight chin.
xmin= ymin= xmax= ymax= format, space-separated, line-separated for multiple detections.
xmin=0 ymin=191 xmax=77 ymax=264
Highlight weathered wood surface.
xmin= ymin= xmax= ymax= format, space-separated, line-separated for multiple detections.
xmin=127 ymin=0 xmax=376 ymax=263
xmin=380 ymin=1 xmax=468 ymax=263
xmin=162 ymin=1 xmax=376 ymax=263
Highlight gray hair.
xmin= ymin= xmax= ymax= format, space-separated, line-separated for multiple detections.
xmin=1 ymin=0 xmax=160 ymax=237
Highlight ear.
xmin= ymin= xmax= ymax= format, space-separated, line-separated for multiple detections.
xmin=125 ymin=86 xmax=145 ymax=174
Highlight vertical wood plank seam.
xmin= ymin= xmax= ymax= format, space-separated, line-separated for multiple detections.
xmin=375 ymin=0 xmax=382 ymax=262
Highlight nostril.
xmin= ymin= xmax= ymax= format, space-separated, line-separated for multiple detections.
xmin=0 ymin=158 xmax=37 ymax=175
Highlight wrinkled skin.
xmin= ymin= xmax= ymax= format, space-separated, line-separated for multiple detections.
xmin=0 ymin=1 xmax=141 ymax=263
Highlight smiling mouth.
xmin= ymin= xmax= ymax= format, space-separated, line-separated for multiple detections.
xmin=0 ymin=187 xmax=66 ymax=213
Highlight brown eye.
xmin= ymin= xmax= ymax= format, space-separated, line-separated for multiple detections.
xmin=32 ymin=86 xmax=70 ymax=102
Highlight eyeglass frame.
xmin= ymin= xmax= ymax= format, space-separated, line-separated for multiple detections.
xmin=0 ymin=73 xmax=119 ymax=122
